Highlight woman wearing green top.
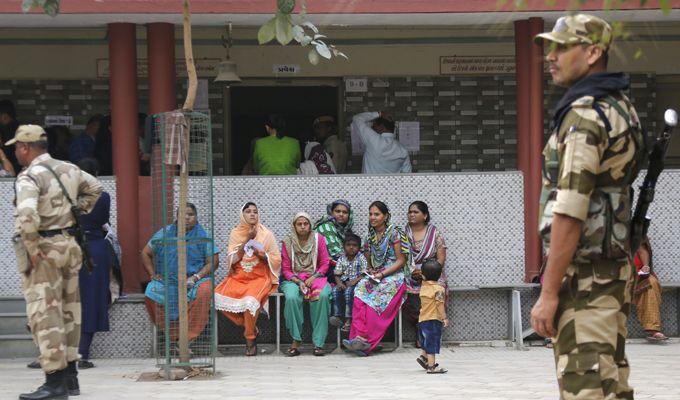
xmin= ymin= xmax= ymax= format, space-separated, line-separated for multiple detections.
xmin=253 ymin=115 xmax=301 ymax=175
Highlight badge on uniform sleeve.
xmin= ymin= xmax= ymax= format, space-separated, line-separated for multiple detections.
xmin=568 ymin=125 xmax=577 ymax=133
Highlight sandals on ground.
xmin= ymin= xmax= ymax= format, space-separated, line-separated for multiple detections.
xmin=353 ymin=349 xmax=369 ymax=357
xmin=416 ymin=355 xmax=428 ymax=370
xmin=646 ymin=331 xmax=669 ymax=342
xmin=245 ymin=341 xmax=257 ymax=356
xmin=313 ymin=347 xmax=325 ymax=356
xmin=347 ymin=338 xmax=370 ymax=351
xmin=426 ymin=365 xmax=448 ymax=374
xmin=245 ymin=327 xmax=261 ymax=356
xmin=285 ymin=347 xmax=301 ymax=357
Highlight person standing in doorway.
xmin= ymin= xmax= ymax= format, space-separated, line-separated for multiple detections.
xmin=531 ymin=14 xmax=646 ymax=400
xmin=69 ymin=114 xmax=103 ymax=165
xmin=253 ymin=114 xmax=301 ymax=175
xmin=0 ymin=99 xmax=21 ymax=172
xmin=9 ymin=124 xmax=102 ymax=399
xmin=313 ymin=115 xmax=347 ymax=173
xmin=352 ymin=111 xmax=411 ymax=174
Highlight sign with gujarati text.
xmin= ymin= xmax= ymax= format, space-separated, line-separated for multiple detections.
xmin=440 ymin=56 xmax=515 ymax=75
xmin=96 ymin=58 xmax=221 ymax=78
xmin=345 ymin=78 xmax=368 ymax=93
xmin=273 ymin=64 xmax=300 ymax=74
xmin=44 ymin=115 xmax=73 ymax=127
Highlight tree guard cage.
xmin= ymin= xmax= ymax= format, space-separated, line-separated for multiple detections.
xmin=149 ymin=110 xmax=215 ymax=374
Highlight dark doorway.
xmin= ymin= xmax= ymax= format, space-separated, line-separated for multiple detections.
xmin=230 ymin=85 xmax=338 ymax=174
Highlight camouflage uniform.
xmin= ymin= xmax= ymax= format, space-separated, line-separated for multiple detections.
xmin=536 ymin=15 xmax=646 ymax=400
xmin=10 ymin=126 xmax=102 ymax=374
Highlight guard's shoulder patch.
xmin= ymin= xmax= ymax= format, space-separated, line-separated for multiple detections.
xmin=571 ymin=95 xmax=594 ymax=108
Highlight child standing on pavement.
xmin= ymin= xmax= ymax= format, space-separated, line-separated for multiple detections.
xmin=329 ymin=233 xmax=367 ymax=332
xmin=417 ymin=259 xmax=448 ymax=374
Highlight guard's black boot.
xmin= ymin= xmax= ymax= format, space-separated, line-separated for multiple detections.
xmin=18 ymin=369 xmax=68 ymax=400
xmin=65 ymin=361 xmax=79 ymax=396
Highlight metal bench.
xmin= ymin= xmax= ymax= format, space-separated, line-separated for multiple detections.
xmin=661 ymin=282 xmax=680 ymax=335
xmin=477 ymin=283 xmax=540 ymax=350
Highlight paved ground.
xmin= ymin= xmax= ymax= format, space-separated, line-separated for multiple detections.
xmin=1 ymin=341 xmax=678 ymax=400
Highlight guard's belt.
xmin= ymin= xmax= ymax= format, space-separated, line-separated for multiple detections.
xmin=37 ymin=227 xmax=76 ymax=238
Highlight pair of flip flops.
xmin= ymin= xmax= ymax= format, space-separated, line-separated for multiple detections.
xmin=646 ymin=331 xmax=669 ymax=342
xmin=342 ymin=338 xmax=371 ymax=356
xmin=417 ymin=355 xmax=447 ymax=374
xmin=285 ymin=346 xmax=325 ymax=356
xmin=342 ymin=338 xmax=370 ymax=351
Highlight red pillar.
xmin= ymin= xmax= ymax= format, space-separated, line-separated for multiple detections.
xmin=145 ymin=22 xmax=177 ymax=248
xmin=109 ymin=23 xmax=142 ymax=293
xmin=527 ymin=18 xmax=545 ymax=281
xmin=515 ymin=18 xmax=544 ymax=282
xmin=147 ymin=23 xmax=176 ymax=115
xmin=514 ymin=20 xmax=530 ymax=174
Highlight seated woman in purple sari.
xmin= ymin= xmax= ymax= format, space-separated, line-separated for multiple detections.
xmin=343 ymin=201 xmax=410 ymax=356
xmin=402 ymin=201 xmax=448 ymax=347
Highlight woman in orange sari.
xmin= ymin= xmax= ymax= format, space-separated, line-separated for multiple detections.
xmin=633 ymin=237 xmax=668 ymax=342
xmin=214 ymin=203 xmax=281 ymax=356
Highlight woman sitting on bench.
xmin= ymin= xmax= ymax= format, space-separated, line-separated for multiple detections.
xmin=344 ymin=201 xmax=410 ymax=356
xmin=281 ymin=212 xmax=332 ymax=356
xmin=214 ymin=202 xmax=281 ymax=356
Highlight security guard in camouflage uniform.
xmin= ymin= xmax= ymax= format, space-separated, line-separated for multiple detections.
xmin=8 ymin=125 xmax=102 ymax=400
xmin=531 ymin=15 xmax=646 ymax=400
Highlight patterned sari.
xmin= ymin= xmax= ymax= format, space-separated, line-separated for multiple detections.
xmin=354 ymin=224 xmax=410 ymax=314
xmin=405 ymin=223 xmax=448 ymax=294
xmin=349 ymin=223 xmax=410 ymax=353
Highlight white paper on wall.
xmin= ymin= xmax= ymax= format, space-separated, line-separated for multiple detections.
xmin=44 ymin=115 xmax=73 ymax=127
xmin=397 ymin=121 xmax=420 ymax=152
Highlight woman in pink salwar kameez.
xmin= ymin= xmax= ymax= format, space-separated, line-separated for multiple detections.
xmin=343 ymin=201 xmax=410 ymax=356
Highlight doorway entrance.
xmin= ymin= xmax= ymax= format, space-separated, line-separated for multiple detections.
xmin=226 ymin=80 xmax=340 ymax=175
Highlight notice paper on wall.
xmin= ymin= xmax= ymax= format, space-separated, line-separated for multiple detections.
xmin=44 ymin=115 xmax=73 ymax=127
xmin=397 ymin=121 xmax=420 ymax=152
xmin=351 ymin=124 xmax=366 ymax=155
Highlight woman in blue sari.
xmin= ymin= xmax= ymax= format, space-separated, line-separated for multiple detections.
xmin=142 ymin=203 xmax=219 ymax=347
xmin=75 ymin=158 xmax=112 ymax=369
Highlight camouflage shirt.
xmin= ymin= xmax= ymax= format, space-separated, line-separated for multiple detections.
xmin=539 ymin=92 xmax=645 ymax=263
xmin=14 ymin=153 xmax=103 ymax=257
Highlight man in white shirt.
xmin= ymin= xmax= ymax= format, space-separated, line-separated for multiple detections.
xmin=352 ymin=111 xmax=412 ymax=174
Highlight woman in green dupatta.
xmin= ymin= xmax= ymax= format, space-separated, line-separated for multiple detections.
xmin=314 ymin=200 xmax=354 ymax=282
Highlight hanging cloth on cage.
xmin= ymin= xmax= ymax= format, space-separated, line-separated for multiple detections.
xmin=163 ymin=110 xmax=190 ymax=173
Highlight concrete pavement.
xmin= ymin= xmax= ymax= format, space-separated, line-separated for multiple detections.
xmin=1 ymin=342 xmax=678 ymax=400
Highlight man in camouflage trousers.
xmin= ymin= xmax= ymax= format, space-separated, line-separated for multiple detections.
xmin=531 ymin=15 xmax=647 ymax=400
xmin=8 ymin=125 xmax=102 ymax=400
